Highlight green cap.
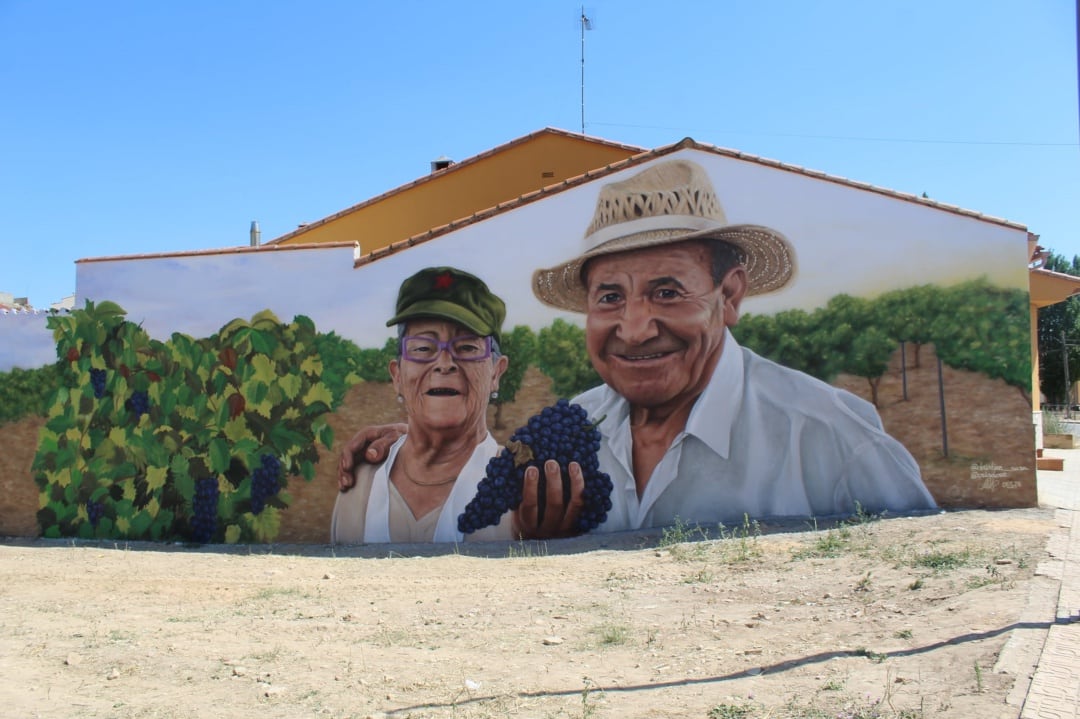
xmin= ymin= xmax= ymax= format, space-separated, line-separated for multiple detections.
xmin=386 ymin=267 xmax=506 ymax=344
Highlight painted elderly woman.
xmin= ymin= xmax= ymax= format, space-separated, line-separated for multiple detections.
xmin=331 ymin=267 xmax=515 ymax=543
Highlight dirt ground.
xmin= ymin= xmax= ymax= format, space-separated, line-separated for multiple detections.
xmin=0 ymin=506 xmax=1061 ymax=719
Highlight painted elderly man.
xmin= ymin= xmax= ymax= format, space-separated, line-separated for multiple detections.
xmin=530 ymin=159 xmax=936 ymax=530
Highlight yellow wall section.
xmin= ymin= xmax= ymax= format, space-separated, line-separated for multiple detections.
xmin=275 ymin=134 xmax=638 ymax=253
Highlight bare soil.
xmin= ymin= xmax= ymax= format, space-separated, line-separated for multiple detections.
xmin=0 ymin=507 xmax=1058 ymax=718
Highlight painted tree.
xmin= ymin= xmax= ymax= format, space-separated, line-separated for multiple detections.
xmin=355 ymin=336 xmax=397 ymax=382
xmin=817 ymin=294 xmax=896 ymax=407
xmin=537 ymin=319 xmax=602 ymax=399
xmin=933 ymin=278 xmax=1031 ymax=401
xmin=314 ymin=331 xmax=366 ymax=405
xmin=734 ymin=309 xmax=837 ymax=382
xmin=876 ymin=284 xmax=944 ymax=369
xmin=492 ymin=324 xmax=537 ymax=428
xmin=0 ymin=363 xmax=62 ymax=424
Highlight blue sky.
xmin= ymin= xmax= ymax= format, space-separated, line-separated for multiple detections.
xmin=2 ymin=1 xmax=1077 ymax=308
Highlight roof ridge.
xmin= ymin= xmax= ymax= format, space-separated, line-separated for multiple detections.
xmin=672 ymin=137 xmax=1025 ymax=230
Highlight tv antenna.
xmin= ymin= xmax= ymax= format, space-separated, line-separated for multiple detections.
xmin=580 ymin=7 xmax=594 ymax=135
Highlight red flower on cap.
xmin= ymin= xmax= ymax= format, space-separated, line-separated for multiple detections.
xmin=432 ymin=271 xmax=454 ymax=291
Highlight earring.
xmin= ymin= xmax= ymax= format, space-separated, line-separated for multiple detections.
xmin=490 ymin=390 xmax=499 ymax=400
xmin=396 ymin=394 xmax=404 ymax=403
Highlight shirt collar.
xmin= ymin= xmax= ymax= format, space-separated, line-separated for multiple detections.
xmin=684 ymin=328 xmax=743 ymax=459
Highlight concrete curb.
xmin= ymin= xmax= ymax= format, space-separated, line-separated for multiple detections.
xmin=1020 ymin=450 xmax=1080 ymax=718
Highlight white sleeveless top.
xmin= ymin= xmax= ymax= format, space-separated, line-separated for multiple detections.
xmin=331 ymin=433 xmax=514 ymax=543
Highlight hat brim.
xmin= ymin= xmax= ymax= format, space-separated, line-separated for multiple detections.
xmin=386 ymin=299 xmax=501 ymax=344
xmin=532 ymin=224 xmax=797 ymax=312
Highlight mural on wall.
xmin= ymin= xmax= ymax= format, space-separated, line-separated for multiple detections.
xmin=1 ymin=147 xmax=1035 ymax=544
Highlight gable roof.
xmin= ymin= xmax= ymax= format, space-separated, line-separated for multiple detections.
xmin=268 ymin=127 xmax=647 ymax=246
xmin=355 ymin=136 xmax=1026 ymax=269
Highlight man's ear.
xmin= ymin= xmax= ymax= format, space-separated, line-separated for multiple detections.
xmin=720 ymin=266 xmax=749 ymax=327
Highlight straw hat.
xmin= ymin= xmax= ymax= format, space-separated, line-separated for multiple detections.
xmin=532 ymin=160 xmax=796 ymax=312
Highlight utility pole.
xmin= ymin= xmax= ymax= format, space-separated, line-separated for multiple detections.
xmin=580 ymin=7 xmax=592 ymax=134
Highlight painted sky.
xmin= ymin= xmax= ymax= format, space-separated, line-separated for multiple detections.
xmin=1 ymin=1 xmax=1077 ymax=309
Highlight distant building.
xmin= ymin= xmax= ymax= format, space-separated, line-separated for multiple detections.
xmin=0 ymin=291 xmax=32 ymax=312
xmin=50 ymin=294 xmax=76 ymax=312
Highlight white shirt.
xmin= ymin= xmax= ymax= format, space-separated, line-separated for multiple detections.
xmin=574 ymin=330 xmax=936 ymax=531
xmin=331 ymin=433 xmax=505 ymax=543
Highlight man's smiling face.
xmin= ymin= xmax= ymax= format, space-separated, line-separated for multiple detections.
xmin=583 ymin=240 xmax=743 ymax=413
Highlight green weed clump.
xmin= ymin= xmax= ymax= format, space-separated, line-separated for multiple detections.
xmin=659 ymin=515 xmax=763 ymax=567
xmin=911 ymin=548 xmax=975 ymax=571
xmin=791 ymin=523 xmax=853 ymax=559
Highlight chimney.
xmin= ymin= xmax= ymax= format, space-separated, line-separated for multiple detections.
xmin=430 ymin=156 xmax=454 ymax=173
xmin=250 ymin=220 xmax=261 ymax=247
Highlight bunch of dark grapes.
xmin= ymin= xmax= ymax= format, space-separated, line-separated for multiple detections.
xmin=190 ymin=477 xmax=219 ymax=543
xmin=458 ymin=399 xmax=614 ymax=535
xmin=87 ymin=500 xmax=105 ymax=528
xmin=126 ymin=390 xmax=150 ymax=417
xmin=250 ymin=453 xmax=282 ymax=515
xmin=89 ymin=369 xmax=107 ymax=399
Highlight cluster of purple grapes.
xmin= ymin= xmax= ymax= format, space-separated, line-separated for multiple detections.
xmin=126 ymin=390 xmax=150 ymax=417
xmin=250 ymin=453 xmax=282 ymax=515
xmin=457 ymin=399 xmax=614 ymax=535
xmin=89 ymin=369 xmax=107 ymax=399
xmin=87 ymin=500 xmax=105 ymax=527
xmin=190 ymin=477 xmax=219 ymax=543
xmin=457 ymin=450 xmax=524 ymax=533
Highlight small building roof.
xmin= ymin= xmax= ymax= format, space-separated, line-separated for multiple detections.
xmin=1030 ymin=267 xmax=1080 ymax=308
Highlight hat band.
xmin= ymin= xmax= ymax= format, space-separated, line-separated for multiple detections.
xmin=583 ymin=214 xmax=724 ymax=252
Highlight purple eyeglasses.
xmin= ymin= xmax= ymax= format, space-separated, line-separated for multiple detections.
xmin=401 ymin=335 xmax=492 ymax=363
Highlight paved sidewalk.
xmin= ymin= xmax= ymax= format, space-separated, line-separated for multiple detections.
xmin=1020 ymin=449 xmax=1080 ymax=719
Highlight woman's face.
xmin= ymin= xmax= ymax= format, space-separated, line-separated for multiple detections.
xmin=389 ymin=319 xmax=508 ymax=436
